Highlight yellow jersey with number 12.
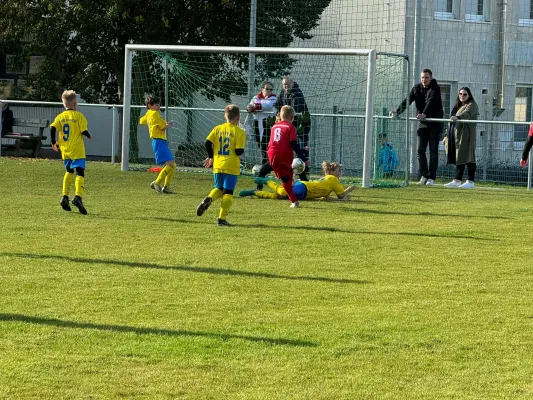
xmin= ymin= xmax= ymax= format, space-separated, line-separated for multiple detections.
xmin=50 ymin=109 xmax=88 ymax=160
xmin=206 ymin=122 xmax=246 ymax=175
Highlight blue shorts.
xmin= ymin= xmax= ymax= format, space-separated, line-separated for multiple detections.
xmin=214 ymin=173 xmax=238 ymax=191
xmin=293 ymin=181 xmax=308 ymax=200
xmin=152 ymin=139 xmax=174 ymax=164
xmin=64 ymin=158 xmax=86 ymax=170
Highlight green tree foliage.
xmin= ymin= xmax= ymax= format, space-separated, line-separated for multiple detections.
xmin=0 ymin=0 xmax=332 ymax=104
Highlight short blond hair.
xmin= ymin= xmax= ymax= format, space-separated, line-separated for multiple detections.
xmin=322 ymin=161 xmax=341 ymax=175
xmin=225 ymin=104 xmax=240 ymax=121
xmin=279 ymin=105 xmax=294 ymax=121
xmin=62 ymin=90 xmax=77 ymax=108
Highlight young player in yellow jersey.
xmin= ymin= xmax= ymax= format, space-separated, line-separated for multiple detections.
xmin=239 ymin=161 xmax=356 ymax=201
xmin=139 ymin=95 xmax=176 ymax=194
xmin=196 ymin=104 xmax=246 ymax=226
xmin=50 ymin=90 xmax=91 ymax=214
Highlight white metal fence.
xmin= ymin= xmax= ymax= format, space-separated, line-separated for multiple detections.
xmin=1 ymin=100 xmax=120 ymax=163
xmin=2 ymin=100 xmax=533 ymax=188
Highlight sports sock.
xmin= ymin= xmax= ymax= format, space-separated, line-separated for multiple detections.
xmin=219 ymin=194 xmax=233 ymax=220
xmin=163 ymin=164 xmax=176 ymax=188
xmin=254 ymin=191 xmax=278 ymax=199
xmin=266 ymin=180 xmax=278 ymax=191
xmin=155 ymin=167 xmax=169 ymax=187
xmin=208 ymin=188 xmax=223 ymax=201
xmin=282 ymin=181 xmax=297 ymax=203
xmin=62 ymin=172 xmax=74 ymax=196
xmin=75 ymin=176 xmax=85 ymax=197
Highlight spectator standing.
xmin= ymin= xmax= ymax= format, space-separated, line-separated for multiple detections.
xmin=391 ymin=69 xmax=443 ymax=185
xmin=1 ymin=100 xmax=14 ymax=137
xmin=520 ymin=122 xmax=533 ymax=168
xmin=246 ymin=81 xmax=277 ymax=165
xmin=443 ymin=87 xmax=479 ymax=189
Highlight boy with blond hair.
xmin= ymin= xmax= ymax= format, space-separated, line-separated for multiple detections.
xmin=139 ymin=95 xmax=177 ymax=194
xmin=50 ymin=90 xmax=91 ymax=214
xmin=196 ymin=104 xmax=246 ymax=226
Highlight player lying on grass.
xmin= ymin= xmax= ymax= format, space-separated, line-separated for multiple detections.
xmin=239 ymin=161 xmax=356 ymax=201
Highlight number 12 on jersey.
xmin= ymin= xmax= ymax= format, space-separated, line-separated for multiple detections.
xmin=218 ymin=136 xmax=230 ymax=155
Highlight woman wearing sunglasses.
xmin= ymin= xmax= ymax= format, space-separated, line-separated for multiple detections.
xmin=444 ymin=87 xmax=479 ymax=189
xmin=246 ymin=81 xmax=277 ymax=166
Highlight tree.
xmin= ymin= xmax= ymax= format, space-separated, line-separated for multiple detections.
xmin=0 ymin=0 xmax=332 ymax=104
xmin=0 ymin=0 xmax=331 ymax=161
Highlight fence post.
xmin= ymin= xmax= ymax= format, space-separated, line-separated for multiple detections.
xmin=111 ymin=105 xmax=117 ymax=164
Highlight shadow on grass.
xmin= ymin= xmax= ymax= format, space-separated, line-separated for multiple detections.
xmin=0 ymin=253 xmax=367 ymax=284
xmin=236 ymin=224 xmax=496 ymax=241
xmin=0 ymin=313 xmax=317 ymax=347
xmin=343 ymin=207 xmax=512 ymax=220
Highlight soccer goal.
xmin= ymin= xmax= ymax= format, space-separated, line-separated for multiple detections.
xmin=121 ymin=45 xmax=410 ymax=187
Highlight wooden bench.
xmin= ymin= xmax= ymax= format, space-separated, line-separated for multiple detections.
xmin=1 ymin=118 xmax=49 ymax=157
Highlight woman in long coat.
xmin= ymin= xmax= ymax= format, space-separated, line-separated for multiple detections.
xmin=444 ymin=87 xmax=478 ymax=189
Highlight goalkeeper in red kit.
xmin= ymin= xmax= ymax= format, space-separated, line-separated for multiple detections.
xmin=267 ymin=105 xmax=310 ymax=208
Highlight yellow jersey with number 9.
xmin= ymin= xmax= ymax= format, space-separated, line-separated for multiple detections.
xmin=50 ymin=109 xmax=88 ymax=160
xmin=206 ymin=122 xmax=246 ymax=175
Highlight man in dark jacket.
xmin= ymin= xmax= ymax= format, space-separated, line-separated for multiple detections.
xmin=275 ymin=76 xmax=310 ymax=181
xmin=1 ymin=100 xmax=14 ymax=137
xmin=391 ymin=69 xmax=444 ymax=185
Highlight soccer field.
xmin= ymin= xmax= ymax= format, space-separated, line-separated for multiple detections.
xmin=1 ymin=158 xmax=533 ymax=399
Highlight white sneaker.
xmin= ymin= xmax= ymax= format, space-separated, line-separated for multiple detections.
xmin=460 ymin=180 xmax=475 ymax=189
xmin=150 ymin=181 xmax=162 ymax=193
xmin=444 ymin=179 xmax=462 ymax=188
xmin=290 ymin=201 xmax=300 ymax=208
xmin=425 ymin=179 xmax=435 ymax=186
xmin=417 ymin=177 xmax=428 ymax=185
xmin=161 ymin=186 xmax=176 ymax=194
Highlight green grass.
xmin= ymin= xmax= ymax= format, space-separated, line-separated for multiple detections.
xmin=1 ymin=157 xmax=533 ymax=399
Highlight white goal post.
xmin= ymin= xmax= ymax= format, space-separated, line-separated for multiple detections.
xmin=122 ymin=44 xmax=409 ymax=188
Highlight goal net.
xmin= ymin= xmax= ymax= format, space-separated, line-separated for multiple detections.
xmin=122 ymin=45 xmax=410 ymax=187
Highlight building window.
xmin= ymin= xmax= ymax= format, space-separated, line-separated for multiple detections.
xmin=466 ymin=0 xmax=489 ymax=22
xmin=514 ymin=87 xmax=532 ymax=141
xmin=435 ymin=0 xmax=458 ymax=20
xmin=440 ymin=83 xmax=452 ymax=118
xmin=519 ymin=0 xmax=533 ymax=26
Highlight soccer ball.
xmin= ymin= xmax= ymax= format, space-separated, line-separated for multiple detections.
xmin=252 ymin=164 xmax=262 ymax=176
xmin=292 ymin=158 xmax=306 ymax=174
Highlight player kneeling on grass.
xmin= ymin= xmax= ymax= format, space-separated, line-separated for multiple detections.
xmin=140 ymin=95 xmax=176 ymax=194
xmin=240 ymin=161 xmax=356 ymax=201
xmin=50 ymin=90 xmax=91 ymax=215
xmin=265 ymin=105 xmax=310 ymax=208
xmin=196 ymin=104 xmax=246 ymax=226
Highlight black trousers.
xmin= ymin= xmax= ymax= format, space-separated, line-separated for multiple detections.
xmin=455 ymin=163 xmax=476 ymax=181
xmin=417 ymin=123 xmax=442 ymax=180
xmin=254 ymin=120 xmax=270 ymax=166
